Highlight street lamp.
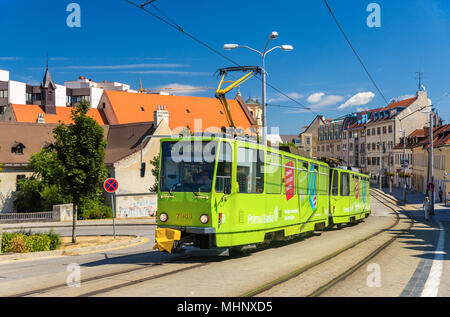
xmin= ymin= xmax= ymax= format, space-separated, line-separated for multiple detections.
xmin=223 ymin=32 xmax=294 ymax=147
xmin=422 ymin=108 xmax=435 ymax=214
xmin=399 ymin=129 xmax=407 ymax=203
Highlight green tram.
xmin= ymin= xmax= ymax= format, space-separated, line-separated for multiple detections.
xmin=153 ymin=137 xmax=370 ymax=253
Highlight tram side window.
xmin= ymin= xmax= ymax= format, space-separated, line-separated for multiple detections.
xmin=297 ymin=160 xmax=309 ymax=193
xmin=332 ymin=170 xmax=339 ymax=196
xmin=266 ymin=153 xmax=282 ymax=194
xmin=237 ymin=147 xmax=264 ymax=194
xmin=309 ymin=164 xmax=319 ymax=193
xmin=318 ymin=165 xmax=329 ymax=196
xmin=340 ymin=172 xmax=350 ymax=196
xmin=215 ymin=142 xmax=232 ymax=193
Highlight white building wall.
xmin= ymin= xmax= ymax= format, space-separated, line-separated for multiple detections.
xmin=8 ymin=80 xmax=26 ymax=104
xmin=0 ymin=69 xmax=9 ymax=81
xmin=55 ymin=84 xmax=67 ymax=107
xmin=90 ymin=87 xmax=104 ymax=108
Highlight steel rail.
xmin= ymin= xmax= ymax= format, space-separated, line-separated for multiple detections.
xmin=307 ymin=190 xmax=415 ymax=297
xmin=9 ymin=254 xmax=202 ymax=297
xmin=240 ymin=189 xmax=407 ymax=297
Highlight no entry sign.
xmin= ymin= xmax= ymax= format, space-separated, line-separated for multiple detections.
xmin=104 ymin=178 xmax=119 ymax=193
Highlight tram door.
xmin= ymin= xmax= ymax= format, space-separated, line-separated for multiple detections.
xmin=340 ymin=171 xmax=351 ymax=213
xmin=330 ymin=169 xmax=340 ymax=215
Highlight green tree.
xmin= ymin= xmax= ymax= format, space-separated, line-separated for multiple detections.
xmin=13 ymin=148 xmax=70 ymax=212
xmin=53 ymin=100 xmax=107 ymax=243
xmin=149 ymin=154 xmax=160 ymax=193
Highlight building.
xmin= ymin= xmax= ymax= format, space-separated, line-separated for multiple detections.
xmin=317 ymin=116 xmax=344 ymax=162
xmin=98 ymin=90 xmax=257 ymax=136
xmin=245 ymin=97 xmax=263 ymax=136
xmin=301 ymin=115 xmax=324 ymax=159
xmin=0 ymin=67 xmax=134 ymax=123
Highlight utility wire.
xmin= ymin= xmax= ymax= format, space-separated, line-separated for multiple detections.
xmin=124 ymin=0 xmax=319 ymax=116
xmin=322 ymin=0 xmax=389 ymax=106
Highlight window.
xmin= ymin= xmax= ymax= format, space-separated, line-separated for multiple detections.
xmin=383 ymin=126 xmax=387 ymax=134
xmin=361 ymin=130 xmax=365 ymax=137
xmin=377 ymin=127 xmax=381 ymax=135
xmin=306 ymin=137 xmax=311 ymax=145
xmin=0 ymin=90 xmax=8 ymax=99
xmin=237 ymin=147 xmax=264 ymax=194
xmin=266 ymin=153 xmax=282 ymax=194
xmin=340 ymin=172 xmax=350 ymax=196
xmin=367 ymin=129 xmax=371 ymax=136
xmin=337 ymin=145 xmax=340 ymax=151
xmin=389 ymin=125 xmax=393 ymax=133
xmin=372 ymin=128 xmax=375 ymax=135
xmin=318 ymin=165 xmax=329 ymax=196
xmin=215 ymin=142 xmax=232 ymax=193
xmin=297 ymin=160 xmax=309 ymax=193
xmin=332 ymin=170 xmax=339 ymax=196
xmin=160 ymin=141 xmax=217 ymax=193
xmin=0 ymin=106 xmax=4 ymax=115
xmin=16 ymin=175 xmax=26 ymax=191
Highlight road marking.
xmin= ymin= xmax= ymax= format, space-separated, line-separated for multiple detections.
xmin=421 ymin=221 xmax=445 ymax=297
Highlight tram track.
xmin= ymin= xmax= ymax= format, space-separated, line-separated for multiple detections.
xmin=10 ymin=189 xmax=414 ymax=297
xmin=241 ymin=189 xmax=415 ymax=297
xmin=9 ymin=254 xmax=212 ymax=297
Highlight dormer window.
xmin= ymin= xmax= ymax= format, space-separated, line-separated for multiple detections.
xmin=11 ymin=142 xmax=26 ymax=155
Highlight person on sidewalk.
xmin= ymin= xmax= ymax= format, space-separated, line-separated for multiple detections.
xmin=439 ymin=187 xmax=443 ymax=204
xmin=423 ymin=196 xmax=431 ymax=221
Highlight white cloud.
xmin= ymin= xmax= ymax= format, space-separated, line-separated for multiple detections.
xmin=268 ymin=92 xmax=304 ymax=103
xmin=307 ymin=92 xmax=325 ymax=103
xmin=62 ymin=63 xmax=190 ymax=70
xmin=155 ymin=83 xmax=213 ymax=95
xmin=307 ymin=92 xmax=344 ymax=107
xmin=338 ymin=92 xmax=375 ymax=110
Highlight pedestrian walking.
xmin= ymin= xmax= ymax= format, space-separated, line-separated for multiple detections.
xmin=439 ymin=187 xmax=443 ymax=204
xmin=423 ymin=196 xmax=431 ymax=221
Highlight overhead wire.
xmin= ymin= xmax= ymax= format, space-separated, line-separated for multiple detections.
xmin=322 ymin=0 xmax=389 ymax=106
xmin=124 ymin=0 xmax=320 ymax=117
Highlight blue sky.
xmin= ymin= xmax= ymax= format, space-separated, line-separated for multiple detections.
xmin=0 ymin=0 xmax=449 ymax=134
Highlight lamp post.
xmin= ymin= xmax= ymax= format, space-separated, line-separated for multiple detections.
xmin=399 ymin=129 xmax=407 ymax=203
xmin=224 ymin=32 xmax=293 ymax=147
xmin=422 ymin=108 xmax=435 ymax=214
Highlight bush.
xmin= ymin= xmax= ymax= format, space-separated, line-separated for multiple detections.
xmin=78 ymin=198 xmax=112 ymax=220
xmin=47 ymin=229 xmax=62 ymax=250
xmin=1 ymin=230 xmax=61 ymax=253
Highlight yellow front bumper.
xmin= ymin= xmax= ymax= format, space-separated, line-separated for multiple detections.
xmin=153 ymin=228 xmax=182 ymax=253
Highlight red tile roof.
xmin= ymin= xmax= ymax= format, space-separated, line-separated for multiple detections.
xmin=384 ymin=97 xmax=417 ymax=110
xmin=11 ymin=104 xmax=107 ymax=125
xmin=102 ymin=91 xmax=256 ymax=133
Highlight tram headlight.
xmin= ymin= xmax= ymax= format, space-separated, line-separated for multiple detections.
xmin=159 ymin=212 xmax=168 ymax=223
xmin=200 ymin=214 xmax=209 ymax=224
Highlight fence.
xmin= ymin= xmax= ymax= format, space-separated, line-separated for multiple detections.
xmin=0 ymin=211 xmax=53 ymax=223
xmin=0 ymin=204 xmax=73 ymax=223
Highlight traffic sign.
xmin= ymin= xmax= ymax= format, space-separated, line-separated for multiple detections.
xmin=104 ymin=178 xmax=119 ymax=193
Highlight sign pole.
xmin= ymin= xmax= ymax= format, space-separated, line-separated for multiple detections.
xmin=111 ymin=193 xmax=116 ymax=239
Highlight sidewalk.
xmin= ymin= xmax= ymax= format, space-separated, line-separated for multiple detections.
xmin=378 ymin=185 xmax=450 ymax=215
xmin=1 ymin=217 xmax=156 ymax=230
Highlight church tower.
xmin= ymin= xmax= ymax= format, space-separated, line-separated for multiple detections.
xmin=40 ymin=58 xmax=57 ymax=114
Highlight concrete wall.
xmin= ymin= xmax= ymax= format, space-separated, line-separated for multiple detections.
xmin=115 ymin=193 xmax=157 ymax=218
xmin=0 ymin=167 xmax=33 ymax=213
xmin=8 ymin=81 xmax=26 ymax=104
xmin=55 ymin=84 xmax=67 ymax=107
xmin=52 ymin=204 xmax=73 ymax=222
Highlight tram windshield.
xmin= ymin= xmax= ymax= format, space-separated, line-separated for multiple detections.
xmin=160 ymin=141 xmax=217 ymax=193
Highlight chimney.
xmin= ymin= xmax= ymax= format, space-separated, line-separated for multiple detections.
xmin=154 ymin=105 xmax=169 ymax=127
xmin=36 ymin=113 xmax=45 ymax=124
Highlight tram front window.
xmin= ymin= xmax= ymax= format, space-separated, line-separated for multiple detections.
xmin=160 ymin=141 xmax=217 ymax=193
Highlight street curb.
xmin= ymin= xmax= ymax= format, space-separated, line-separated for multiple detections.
xmin=0 ymin=236 xmax=147 ymax=263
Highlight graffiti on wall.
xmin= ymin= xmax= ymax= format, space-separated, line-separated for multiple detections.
xmin=116 ymin=195 xmax=157 ymax=219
